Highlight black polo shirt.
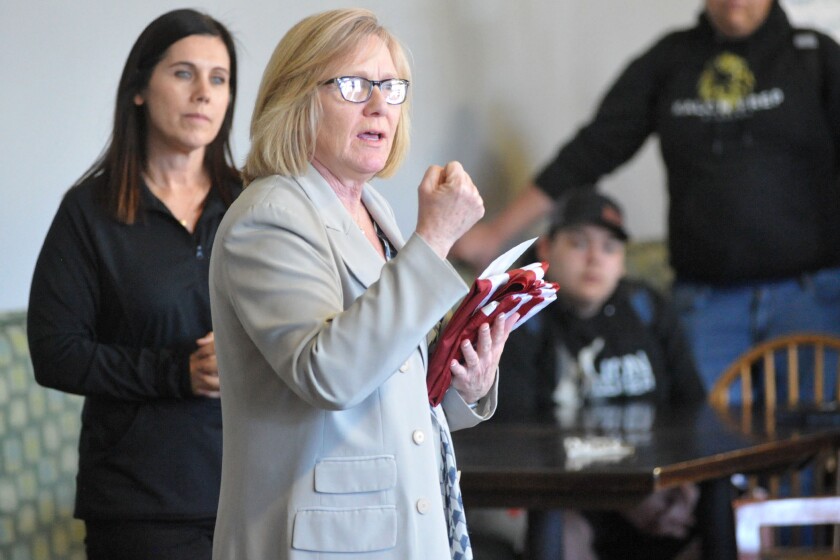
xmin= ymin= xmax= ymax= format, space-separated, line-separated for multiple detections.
xmin=28 ymin=174 xmax=240 ymax=520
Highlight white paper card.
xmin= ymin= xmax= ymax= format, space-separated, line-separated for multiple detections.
xmin=479 ymin=237 xmax=537 ymax=279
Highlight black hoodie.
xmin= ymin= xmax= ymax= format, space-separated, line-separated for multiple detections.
xmin=536 ymin=1 xmax=840 ymax=283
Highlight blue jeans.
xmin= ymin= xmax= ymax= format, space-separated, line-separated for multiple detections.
xmin=673 ymin=266 xmax=840 ymax=401
xmin=676 ymin=269 xmax=840 ymax=546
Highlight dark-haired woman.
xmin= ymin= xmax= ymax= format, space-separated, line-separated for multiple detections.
xmin=27 ymin=9 xmax=240 ymax=559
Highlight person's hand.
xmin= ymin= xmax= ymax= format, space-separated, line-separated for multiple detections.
xmin=450 ymin=312 xmax=518 ymax=404
xmin=415 ymin=161 xmax=485 ymax=259
xmin=621 ymin=483 xmax=699 ymax=539
xmin=452 ymin=182 xmax=555 ymax=271
xmin=189 ymin=332 xmax=220 ymax=398
xmin=450 ymin=222 xmax=504 ymax=272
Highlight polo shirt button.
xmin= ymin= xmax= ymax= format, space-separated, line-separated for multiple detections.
xmin=412 ymin=430 xmax=425 ymax=445
xmin=399 ymin=362 xmax=409 ymax=372
xmin=416 ymin=498 xmax=430 ymax=514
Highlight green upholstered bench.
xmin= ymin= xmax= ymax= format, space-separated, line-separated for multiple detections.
xmin=0 ymin=310 xmax=85 ymax=560
xmin=625 ymin=239 xmax=673 ymax=294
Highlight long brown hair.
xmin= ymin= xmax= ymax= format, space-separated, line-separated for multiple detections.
xmin=77 ymin=9 xmax=239 ymax=223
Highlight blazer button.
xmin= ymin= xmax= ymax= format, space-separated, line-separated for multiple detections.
xmin=412 ymin=430 xmax=425 ymax=445
xmin=416 ymin=498 xmax=431 ymax=514
xmin=399 ymin=362 xmax=409 ymax=372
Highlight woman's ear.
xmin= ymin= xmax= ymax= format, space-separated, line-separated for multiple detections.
xmin=134 ymin=93 xmax=145 ymax=106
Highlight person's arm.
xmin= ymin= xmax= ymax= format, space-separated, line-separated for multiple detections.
xmin=451 ymin=183 xmax=553 ymax=270
xmin=27 ymin=191 xmax=197 ymax=400
xmin=441 ymin=310 xmax=519 ymax=430
xmin=453 ymin=36 xmax=672 ymax=271
xmin=531 ymin=35 xmax=668 ymax=200
xmin=817 ymin=31 xmax=840 ymax=165
xmin=213 ymin=166 xmax=486 ymax=411
xmin=220 ymin=222 xmax=464 ymax=409
xmin=440 ymin=365 xmax=499 ymax=430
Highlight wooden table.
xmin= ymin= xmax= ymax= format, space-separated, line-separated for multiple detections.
xmin=453 ymin=402 xmax=840 ymax=510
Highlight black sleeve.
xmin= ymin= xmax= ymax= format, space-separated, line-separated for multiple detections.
xmin=817 ymin=31 xmax=840 ymax=168
xmin=495 ymin=317 xmax=555 ymax=422
xmin=534 ymin=35 xmax=672 ymax=199
xmin=648 ymin=286 xmax=706 ymax=404
xmin=27 ymin=191 xmax=192 ymax=401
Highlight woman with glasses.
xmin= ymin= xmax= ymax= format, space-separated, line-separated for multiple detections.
xmin=209 ymin=8 xmax=516 ymax=559
xmin=27 ymin=9 xmax=239 ymax=559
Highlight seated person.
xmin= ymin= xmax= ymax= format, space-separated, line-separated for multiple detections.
xmin=494 ymin=189 xmax=706 ymax=560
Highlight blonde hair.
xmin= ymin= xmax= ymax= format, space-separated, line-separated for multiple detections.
xmin=243 ymin=8 xmax=412 ymax=184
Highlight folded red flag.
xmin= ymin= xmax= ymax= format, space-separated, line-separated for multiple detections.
xmin=427 ymin=240 xmax=559 ymax=406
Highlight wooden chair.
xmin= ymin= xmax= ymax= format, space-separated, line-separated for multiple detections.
xmin=710 ymin=333 xmax=840 ymax=551
xmin=709 ymin=333 xmax=840 ymax=411
xmin=733 ymin=496 xmax=840 ymax=559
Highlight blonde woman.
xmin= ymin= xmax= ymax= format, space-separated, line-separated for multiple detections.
xmin=210 ymin=8 xmax=517 ymax=559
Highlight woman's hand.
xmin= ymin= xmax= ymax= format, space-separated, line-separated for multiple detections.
xmin=450 ymin=312 xmax=519 ymax=404
xmin=415 ymin=161 xmax=485 ymax=260
xmin=189 ymin=332 xmax=220 ymax=398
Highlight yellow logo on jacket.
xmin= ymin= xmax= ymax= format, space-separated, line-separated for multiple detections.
xmin=671 ymin=51 xmax=784 ymax=119
xmin=698 ymin=52 xmax=755 ymax=112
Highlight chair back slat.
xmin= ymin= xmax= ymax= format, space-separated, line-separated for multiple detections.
xmin=764 ymin=352 xmax=777 ymax=410
xmin=815 ymin=342 xmax=824 ymax=403
xmin=787 ymin=342 xmax=799 ymax=406
xmin=742 ymin=363 xmax=753 ymax=408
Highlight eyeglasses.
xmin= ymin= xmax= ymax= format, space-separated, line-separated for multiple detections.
xmin=323 ymin=76 xmax=410 ymax=105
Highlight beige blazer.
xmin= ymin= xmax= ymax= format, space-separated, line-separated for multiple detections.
xmin=209 ymin=165 xmax=496 ymax=559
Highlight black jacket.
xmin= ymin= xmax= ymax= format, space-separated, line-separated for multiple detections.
xmin=536 ymin=1 xmax=840 ymax=283
xmin=28 ymin=174 xmax=240 ymax=520
xmin=495 ymin=280 xmax=704 ymax=422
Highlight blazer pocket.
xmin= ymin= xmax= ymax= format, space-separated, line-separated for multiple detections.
xmin=314 ymin=455 xmax=396 ymax=494
xmin=292 ymin=506 xmax=397 ymax=552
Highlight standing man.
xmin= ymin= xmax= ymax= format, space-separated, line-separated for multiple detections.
xmin=454 ymin=0 xmax=840 ymax=392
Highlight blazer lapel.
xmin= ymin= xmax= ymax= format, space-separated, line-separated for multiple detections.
xmin=294 ymin=165 xmax=384 ymax=288
xmin=361 ymin=187 xmax=405 ymax=250
xmin=295 ymin=165 xmax=434 ymax=368
xmin=362 ymin=183 xmax=433 ymax=369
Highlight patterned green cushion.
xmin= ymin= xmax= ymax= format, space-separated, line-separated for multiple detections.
xmin=625 ymin=239 xmax=673 ymax=294
xmin=0 ymin=311 xmax=85 ymax=560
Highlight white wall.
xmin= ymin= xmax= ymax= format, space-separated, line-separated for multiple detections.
xmin=2 ymin=0 xmax=837 ymax=311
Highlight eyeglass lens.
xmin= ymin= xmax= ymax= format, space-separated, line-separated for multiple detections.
xmin=336 ymin=77 xmax=408 ymax=105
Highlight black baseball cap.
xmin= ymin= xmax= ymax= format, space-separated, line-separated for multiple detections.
xmin=547 ymin=190 xmax=629 ymax=241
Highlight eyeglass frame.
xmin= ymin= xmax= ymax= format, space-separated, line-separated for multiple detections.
xmin=322 ymin=76 xmax=410 ymax=105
